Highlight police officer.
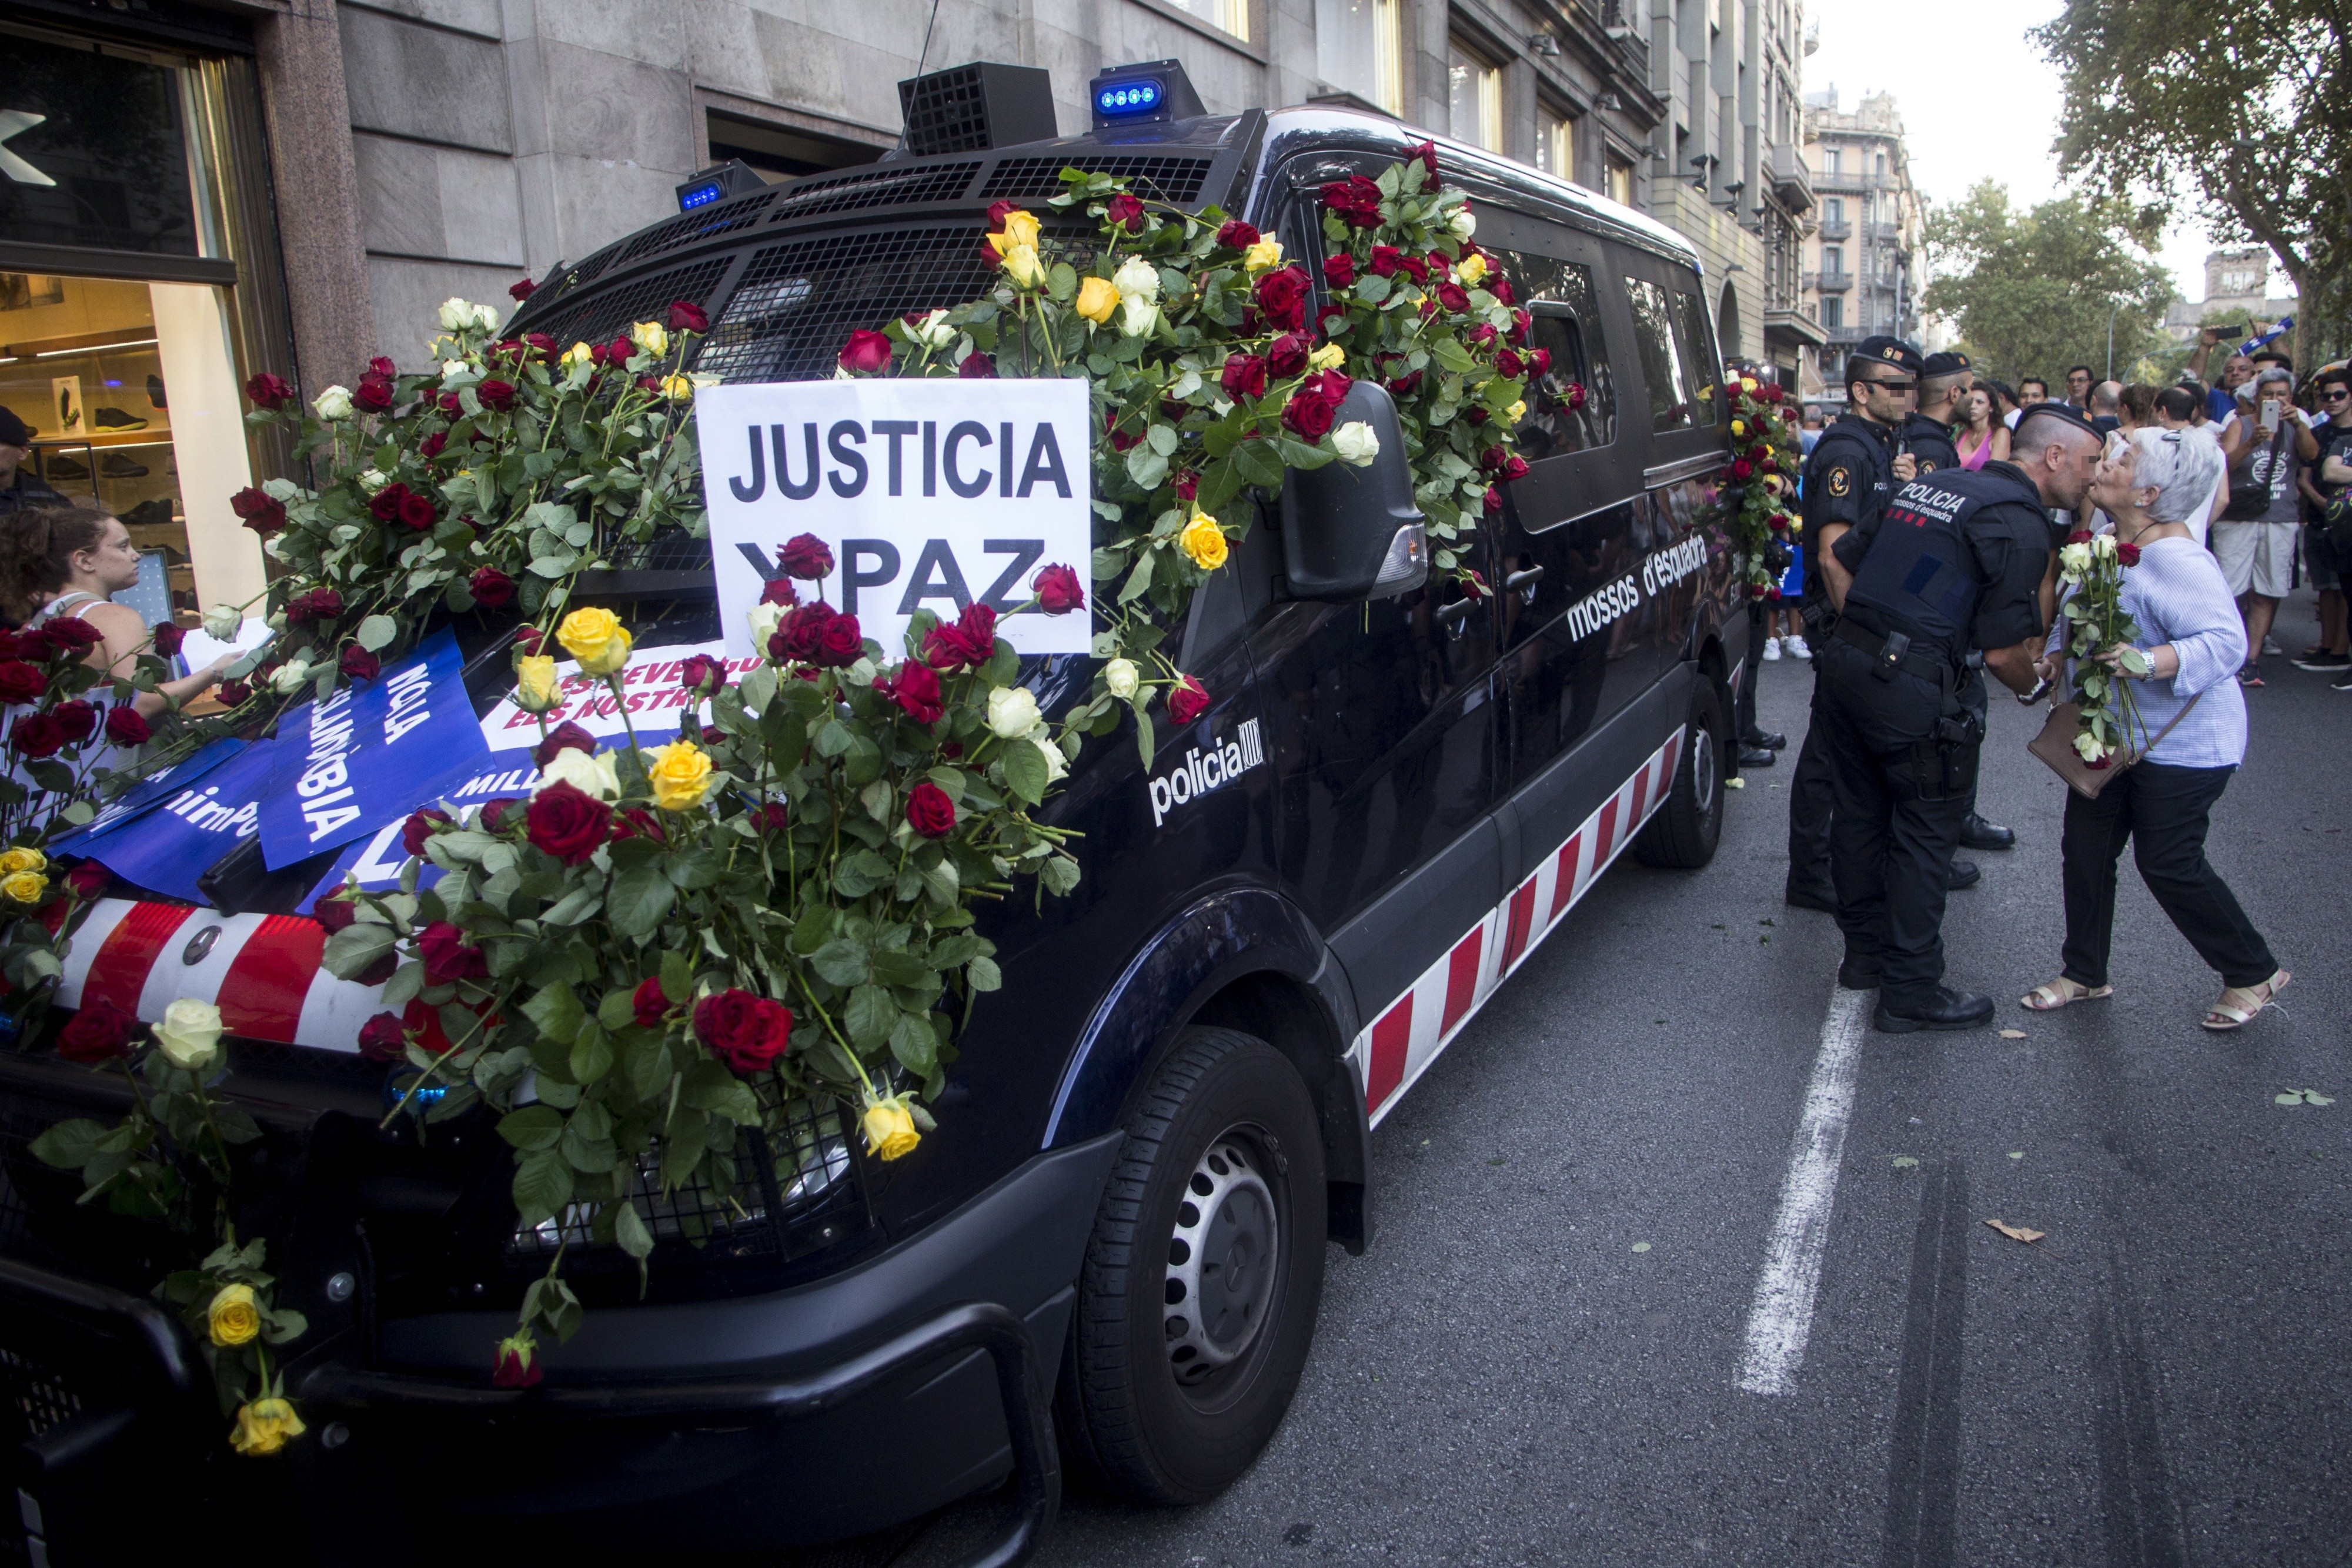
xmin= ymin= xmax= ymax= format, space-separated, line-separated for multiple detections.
xmin=1785 ymin=336 xmax=1927 ymax=911
xmin=1816 ymin=403 xmax=2103 ymax=1031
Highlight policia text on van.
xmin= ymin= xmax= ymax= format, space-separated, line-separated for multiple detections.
xmin=0 ymin=66 xmax=1749 ymax=1564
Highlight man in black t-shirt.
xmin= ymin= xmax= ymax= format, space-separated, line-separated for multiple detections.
xmin=2295 ymin=365 xmax=2352 ymax=676
xmin=0 ymin=406 xmax=65 ymax=517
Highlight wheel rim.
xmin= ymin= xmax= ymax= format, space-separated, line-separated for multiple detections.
xmin=1692 ymin=720 xmax=1718 ymax=814
xmin=1162 ymin=1131 xmax=1281 ymax=1390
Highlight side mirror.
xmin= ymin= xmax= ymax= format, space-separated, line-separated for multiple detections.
xmin=1278 ymin=381 xmax=1428 ymax=601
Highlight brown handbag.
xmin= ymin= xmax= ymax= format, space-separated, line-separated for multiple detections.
xmin=2026 ymin=694 xmax=2202 ymax=800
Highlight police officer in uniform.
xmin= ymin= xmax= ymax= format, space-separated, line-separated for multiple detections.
xmin=1785 ymin=337 xmax=1937 ymax=911
xmin=1816 ymin=404 xmax=2103 ymax=1031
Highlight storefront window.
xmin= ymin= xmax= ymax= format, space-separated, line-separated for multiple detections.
xmin=0 ymin=31 xmax=202 ymax=259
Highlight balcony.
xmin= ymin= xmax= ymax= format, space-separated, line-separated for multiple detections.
xmin=1808 ymin=168 xmax=1887 ymax=195
xmin=1765 ymin=301 xmax=1828 ymax=350
xmin=1804 ymin=270 xmax=1852 ymax=293
xmin=1767 ymin=142 xmax=1811 ymax=209
xmin=1815 ymin=218 xmax=1850 ymax=240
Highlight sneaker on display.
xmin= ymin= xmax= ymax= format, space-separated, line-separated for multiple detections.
xmin=100 ymin=453 xmax=151 ymax=479
xmin=1762 ymin=636 xmax=1782 ymax=661
xmin=146 ymin=374 xmax=168 ymax=409
xmin=44 ymin=453 xmax=89 ymax=482
xmin=91 ymin=407 xmax=148 ymax=430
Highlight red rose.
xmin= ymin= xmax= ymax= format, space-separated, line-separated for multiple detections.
xmin=103 ymin=706 xmax=149 ymax=747
xmin=838 ymin=330 xmax=893 ymax=374
xmin=1034 ymin=563 xmax=1084 ymax=616
xmin=44 ymin=620 xmax=100 ymax=656
xmin=1508 ymin=309 xmax=1531 ymax=346
xmin=2116 ymin=541 xmax=2142 ymax=567
xmin=51 ymin=701 xmax=95 ymax=744
xmin=1324 ymin=253 xmax=1357 ymax=289
xmin=1215 ymin=219 xmax=1260 ymax=250
xmin=759 ymin=576 xmax=799 ymax=608
xmin=693 ymin=989 xmax=794 ymax=1074
xmin=532 ymin=722 xmax=596 ymax=771
xmin=245 ymin=372 xmax=295 ymax=410
xmin=311 ymin=892 xmax=357 ymax=932
xmin=1105 ymin=193 xmax=1146 ymax=232
xmin=1484 ymin=486 xmax=1503 ymax=514
xmin=287 ymin=587 xmax=344 ymax=624
xmin=1174 ymin=469 xmax=1199 ymax=502
xmin=64 ymin=862 xmax=107 ymax=900
xmin=354 ymin=375 xmax=394 ymax=412
xmin=1220 ymin=352 xmax=1268 ymax=400
xmin=611 ymin=806 xmax=666 ymax=845
xmin=816 ymin=610 xmax=863 ymax=666
xmin=632 ymin=976 xmax=671 ymax=1028
xmin=750 ymin=800 xmax=789 ymax=834
xmin=230 ymin=487 xmax=286 ymax=535
xmin=0 ymin=662 xmax=44 ymax=704
xmin=1398 ymin=255 xmax=1429 ymax=284
xmin=479 ymin=797 xmax=522 ymax=831
xmin=56 ymin=998 xmax=139 ymax=1064
xmin=1267 ymin=332 xmax=1309 ymax=379
xmin=357 ymin=1011 xmax=407 ymax=1062
xmin=469 ymin=566 xmax=515 ymax=607
xmin=921 ymin=601 xmax=998 ymax=671
xmin=402 ymin=807 xmax=452 ymax=857
xmin=1435 ymin=282 xmax=1471 ymax=313
xmin=1729 ymin=458 xmax=1754 ymax=480
xmin=984 ymin=199 xmax=1020 ymax=233
xmin=1387 ymin=371 xmax=1424 ymax=397
xmin=1254 ymin=266 xmax=1311 ymax=332
xmin=525 ymin=781 xmax=611 ymax=866
xmin=1104 ymin=407 xmax=1141 ymax=453
xmin=476 ymin=379 xmax=516 ymax=411
xmin=906 ymin=780 xmax=957 ymax=838
xmin=1496 ymin=349 xmax=1524 ymax=379
xmin=217 ymin=680 xmax=252 ymax=707
xmin=1168 ymin=674 xmax=1210 ymax=726
xmin=878 ymin=660 xmax=944 ymax=723
xmin=958 ymin=351 xmax=997 ymax=379
xmin=509 ymin=277 xmax=536 ymax=302
xmin=679 ymin=654 xmax=726 ymax=696
xmin=1492 ymin=278 xmax=1516 ymax=306
xmin=368 ymin=484 xmax=407 ymax=523
xmin=1321 ymin=175 xmax=1384 ymax=228
xmin=1317 ymin=303 xmax=1351 ymax=340
xmin=1526 ymin=347 xmax=1552 ymax=378
xmin=1369 ymin=245 xmax=1403 ymax=277
xmin=666 ymin=299 xmax=709 ymax=333
xmin=341 ymin=645 xmax=380 ymax=681
xmin=780 ymin=533 xmax=835 ymax=580
xmin=145 ymin=621 xmax=185 ymax=660
xmin=1501 ymin=455 xmax=1529 ymax=482
xmin=400 ymin=492 xmax=436 ymax=531
xmin=419 ymin=432 xmax=448 ymax=461
xmin=606 ymin=335 xmax=636 ymax=365
xmin=2067 ymin=529 xmax=2094 ymax=545
xmin=1467 ymin=323 xmax=1498 ymax=349
xmin=1407 ymin=139 xmax=1440 ymax=182
xmin=368 ymin=356 xmax=397 ymax=380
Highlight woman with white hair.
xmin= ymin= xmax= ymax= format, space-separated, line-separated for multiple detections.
xmin=2023 ymin=427 xmax=2288 ymax=1029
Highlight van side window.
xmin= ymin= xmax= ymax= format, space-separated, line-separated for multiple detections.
xmin=1491 ymin=250 xmax=1616 ymax=460
xmin=1622 ymin=276 xmax=1695 ymax=432
xmin=1666 ymin=289 xmax=1720 ymax=427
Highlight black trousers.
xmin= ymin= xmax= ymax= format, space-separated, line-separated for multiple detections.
xmin=2060 ymin=760 xmax=2277 ymax=989
xmin=1816 ymin=644 xmax=1976 ymax=1006
xmin=1787 ymin=620 xmax=1837 ymax=891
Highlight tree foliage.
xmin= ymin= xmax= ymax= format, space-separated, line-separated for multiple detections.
xmin=2032 ymin=0 xmax=2350 ymax=363
xmin=1923 ymin=182 xmax=2177 ymax=385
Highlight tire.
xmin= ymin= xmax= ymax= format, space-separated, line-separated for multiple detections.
xmin=1054 ymin=1027 xmax=1327 ymax=1505
xmin=1633 ymin=674 xmax=1726 ymax=870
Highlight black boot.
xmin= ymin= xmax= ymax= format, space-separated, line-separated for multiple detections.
xmin=1837 ymin=954 xmax=1882 ymax=989
xmin=1738 ymin=743 xmax=1777 ymax=767
xmin=1960 ymin=812 xmax=2016 ymax=851
xmin=1945 ymin=858 xmax=1980 ymax=891
xmin=1743 ymin=728 xmax=1788 ymax=750
xmin=1875 ymin=985 xmax=1995 ymax=1033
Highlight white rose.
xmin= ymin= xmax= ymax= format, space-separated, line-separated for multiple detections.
xmin=2092 ymin=532 xmax=2118 ymax=557
xmin=1331 ymin=421 xmax=1381 ymax=467
xmin=1448 ymin=207 xmax=1477 ymax=239
xmin=2059 ymin=542 xmax=2093 ymax=576
xmin=1033 ymin=735 xmax=1068 ymax=784
xmin=987 ymin=685 xmax=1043 ymax=740
xmin=1104 ymin=657 xmax=1140 ymax=700
xmin=437 ymin=297 xmax=476 ymax=331
xmin=312 ymin=385 xmax=353 ymax=420
xmin=473 ymin=302 xmax=502 ymax=330
xmin=270 ymin=660 xmax=312 ymax=694
xmin=153 ymin=998 xmax=224 ymax=1072
xmin=440 ymin=359 xmax=468 ymax=380
xmin=358 ymin=468 xmax=387 ymax=491
xmin=537 ymin=746 xmax=621 ymax=801
xmin=1112 ymin=255 xmax=1161 ymax=305
xmin=746 ymin=600 xmax=786 ymax=650
xmin=1118 ymin=296 xmax=1159 ymax=337
xmin=2072 ymin=731 xmax=2107 ymax=763
xmin=202 ymin=606 xmax=242 ymax=641
xmin=911 ymin=309 xmax=956 ymax=350
xmin=631 ymin=320 xmax=670 ymax=357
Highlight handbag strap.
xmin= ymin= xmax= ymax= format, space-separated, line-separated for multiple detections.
xmin=2130 ymin=690 xmax=2202 ymax=760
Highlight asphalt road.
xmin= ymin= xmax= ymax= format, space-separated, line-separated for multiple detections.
xmin=823 ymin=589 xmax=2350 ymax=1568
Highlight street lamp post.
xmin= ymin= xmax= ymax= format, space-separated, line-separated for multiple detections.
xmin=2107 ymin=303 xmax=2122 ymax=382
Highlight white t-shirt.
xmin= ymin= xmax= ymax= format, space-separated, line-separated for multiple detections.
xmin=2004 ymin=407 xmax=2022 ymax=429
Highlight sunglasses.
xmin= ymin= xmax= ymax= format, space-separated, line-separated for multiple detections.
xmin=2323 ymin=389 xmax=2351 ymax=402
xmin=1861 ymin=377 xmax=1916 ymax=393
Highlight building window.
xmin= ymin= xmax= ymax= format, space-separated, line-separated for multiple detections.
xmin=1536 ymin=108 xmax=1576 ymax=182
xmin=1170 ymin=0 xmax=1250 ymax=41
xmin=1315 ymin=0 xmax=1404 ymax=115
xmin=706 ymin=111 xmax=884 ymax=183
xmin=1447 ymin=39 xmax=1501 ymax=152
xmin=1823 ymin=196 xmax=1843 ymax=225
xmin=1821 ymin=295 xmax=1842 ymax=330
xmin=1606 ymin=153 xmax=1633 ymax=207
xmin=1823 ymin=148 xmax=1841 ymax=175
xmin=1824 ymin=246 xmax=1843 ymax=276
xmin=1875 ymin=152 xmax=1886 ymax=177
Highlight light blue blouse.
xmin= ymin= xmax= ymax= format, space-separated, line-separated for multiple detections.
xmin=2046 ymin=534 xmax=2247 ymax=768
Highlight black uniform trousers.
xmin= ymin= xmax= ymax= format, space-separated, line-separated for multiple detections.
xmin=2059 ymin=760 xmax=2277 ymax=990
xmin=1813 ymin=641 xmax=1976 ymax=1005
xmin=1786 ymin=621 xmax=1836 ymax=894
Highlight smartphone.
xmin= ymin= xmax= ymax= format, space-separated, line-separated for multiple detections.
xmin=2260 ymin=399 xmax=2283 ymax=432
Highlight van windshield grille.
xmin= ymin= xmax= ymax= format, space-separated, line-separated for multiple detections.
xmin=980 ymin=154 xmax=1214 ymax=204
xmin=692 ymin=225 xmax=1003 ymax=385
xmin=617 ymin=188 xmax=780 ymax=264
xmin=767 ymin=161 xmax=986 ymax=221
xmin=524 ymin=256 xmax=734 ymax=359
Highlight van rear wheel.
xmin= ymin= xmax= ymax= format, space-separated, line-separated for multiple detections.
xmin=1054 ymin=1027 xmax=1327 ymax=1505
xmin=1633 ymin=676 xmax=1726 ymax=870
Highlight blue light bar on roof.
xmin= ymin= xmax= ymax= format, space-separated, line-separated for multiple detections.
xmin=679 ymin=180 xmax=724 ymax=212
xmin=1095 ymin=79 xmax=1162 ymax=118
xmin=1084 ymin=60 xmax=1205 ymax=132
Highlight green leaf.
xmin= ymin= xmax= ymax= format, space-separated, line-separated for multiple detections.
xmin=1231 ymin=437 xmax=1284 ymax=489
xmin=810 ymin=938 xmax=870 ymax=987
xmin=1001 ymin=736 xmax=1049 ymax=805
xmin=569 ymin=1021 xmax=614 ymax=1085
xmin=1147 ymin=422 xmax=1179 ymax=456
xmin=1040 ymin=854 xmax=1081 ymax=895
xmin=660 ymin=947 xmax=693 ymax=1002
xmin=28 ymin=1118 xmax=108 ymax=1169
xmin=613 ymin=1199 xmax=654 ymax=1260
xmin=540 ymin=886 xmax=602 ymax=926
xmin=1134 ymin=706 xmax=1156 ymax=768
xmin=607 ymin=864 xmax=676 ymax=940
xmin=870 ymin=948 xmax=930 ymax=988
xmin=511 ymin=1149 xmax=573 ymax=1229
xmin=846 ymin=983 xmax=896 ymax=1048
xmin=355 ymin=614 xmax=397 ymax=651
xmin=890 ymin=1012 xmax=940 ymax=1075
xmin=967 ymin=954 xmax=1002 ymax=991
xmin=596 ymin=988 xmax=637 ymax=1030
xmin=321 ymin=922 xmax=396 ymax=982
xmin=522 ymin=982 xmax=584 ymax=1046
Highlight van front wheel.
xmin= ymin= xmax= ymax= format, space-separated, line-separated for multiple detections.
xmin=1633 ymin=676 xmax=1726 ymax=870
xmin=1054 ymin=1028 xmax=1328 ymax=1505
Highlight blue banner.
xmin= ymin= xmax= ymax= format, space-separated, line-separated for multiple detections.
xmin=258 ymin=628 xmax=489 ymax=870
xmin=65 ymin=738 xmax=283 ymax=904
xmin=51 ymin=735 xmax=251 ymax=855
xmin=302 ymin=745 xmax=546 ymax=906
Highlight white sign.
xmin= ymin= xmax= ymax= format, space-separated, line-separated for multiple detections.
xmin=477 ymin=638 xmax=757 ymax=750
xmin=697 ymin=379 xmax=1094 ymax=660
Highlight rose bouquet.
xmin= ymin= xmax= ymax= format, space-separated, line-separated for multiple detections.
xmin=1714 ymin=376 xmax=1801 ymax=597
xmin=2055 ymin=529 xmax=2150 ymax=767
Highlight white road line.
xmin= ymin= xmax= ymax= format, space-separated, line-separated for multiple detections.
xmin=1735 ymin=985 xmax=1872 ymax=1396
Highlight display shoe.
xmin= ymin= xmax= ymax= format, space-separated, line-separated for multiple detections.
xmin=1762 ymin=636 xmax=1782 ymax=661
xmin=121 ymin=496 xmax=176 ymax=529
xmin=1959 ymin=812 xmax=2016 ymax=851
xmin=91 ymin=407 xmax=148 ymax=430
xmin=1945 ymin=858 xmax=1981 ymax=891
xmin=43 ymin=453 xmax=89 ymax=481
xmin=1874 ymin=985 xmax=1995 ymax=1033
xmin=146 ymin=374 xmax=168 ymax=409
xmin=1837 ymin=954 xmax=1881 ymax=989
xmin=100 ymin=453 xmax=151 ymax=479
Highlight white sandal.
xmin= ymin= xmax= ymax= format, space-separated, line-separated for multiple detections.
xmin=2203 ymin=969 xmax=2290 ymax=1032
xmin=2021 ymin=977 xmax=2113 ymax=1011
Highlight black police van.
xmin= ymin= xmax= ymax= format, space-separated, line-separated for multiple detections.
xmin=0 ymin=66 xmax=1739 ymax=1565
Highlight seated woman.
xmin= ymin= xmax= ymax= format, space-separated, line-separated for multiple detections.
xmin=2022 ymin=428 xmax=2288 ymax=1030
xmin=0 ymin=506 xmax=236 ymax=718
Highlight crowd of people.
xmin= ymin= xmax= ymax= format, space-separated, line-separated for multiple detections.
xmin=1756 ymin=326 xmax=2318 ymax=1037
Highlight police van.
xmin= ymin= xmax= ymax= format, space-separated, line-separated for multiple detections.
xmin=0 ymin=63 xmax=1739 ymax=1564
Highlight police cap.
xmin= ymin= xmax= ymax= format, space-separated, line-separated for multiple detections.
xmin=1922 ymin=351 xmax=1972 ymax=377
xmin=2010 ymin=400 xmax=2103 ymax=448
xmin=1852 ymin=336 xmax=1923 ymax=377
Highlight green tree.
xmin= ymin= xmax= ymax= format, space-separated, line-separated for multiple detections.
xmin=1923 ymin=182 xmax=2177 ymax=385
xmin=2033 ymin=0 xmax=2349 ymax=364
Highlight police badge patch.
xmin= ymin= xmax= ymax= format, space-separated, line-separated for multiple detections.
xmin=1826 ymin=465 xmax=1852 ymax=497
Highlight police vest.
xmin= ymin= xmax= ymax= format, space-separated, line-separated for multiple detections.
xmin=1843 ymin=466 xmax=2043 ymax=660
xmin=1798 ymin=419 xmax=1894 ymax=598
xmin=1900 ymin=414 xmax=1960 ymax=475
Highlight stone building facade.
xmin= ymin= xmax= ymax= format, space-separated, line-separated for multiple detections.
xmin=2160 ymin=248 xmax=2298 ymax=352
xmin=1799 ymin=85 xmax=1922 ymax=394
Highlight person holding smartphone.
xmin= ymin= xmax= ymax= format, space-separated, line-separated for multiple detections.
xmin=2215 ymin=367 xmax=2320 ymax=685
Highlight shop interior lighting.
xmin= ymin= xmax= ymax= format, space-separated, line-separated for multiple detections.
xmin=32 ymin=337 xmax=159 ymax=357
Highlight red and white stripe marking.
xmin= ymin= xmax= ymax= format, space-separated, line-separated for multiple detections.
xmin=1355 ymin=730 xmax=1682 ymax=1125
xmin=57 ymin=899 xmax=384 ymax=1054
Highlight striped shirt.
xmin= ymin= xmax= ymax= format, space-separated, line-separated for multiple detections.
xmin=2045 ymin=534 xmax=2247 ymax=768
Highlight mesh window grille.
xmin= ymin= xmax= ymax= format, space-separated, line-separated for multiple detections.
xmin=525 ymin=257 xmax=735 ymax=358
xmin=764 ymin=162 xmax=985 ymax=223
xmin=616 ymin=188 xmax=780 ymax=265
xmin=0 ymin=1343 xmax=83 ymax=1446
xmin=691 ymin=225 xmax=1007 ymax=385
xmin=980 ymin=155 xmax=1215 ymax=205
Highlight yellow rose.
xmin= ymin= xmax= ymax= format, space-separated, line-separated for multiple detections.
xmin=1740 ymin=376 xmax=1758 ymax=392
xmin=1508 ymin=399 xmax=1527 ymax=422
xmin=1731 ymin=419 xmax=1746 ymax=437
xmin=630 ymin=319 xmax=669 ymax=357
xmin=560 ymin=340 xmax=595 ymax=369
xmin=1308 ymin=342 xmax=1345 ymax=372
xmin=0 ymin=847 xmax=46 ymax=877
xmin=998 ymin=208 xmax=1041 ymax=252
xmin=209 ymin=1282 xmax=261 ymax=1347
xmin=862 ymin=1098 xmax=920 ymax=1161
xmin=1458 ymin=252 xmax=1489 ymax=285
xmin=556 ymin=607 xmax=633 ymax=677
xmin=513 ymin=654 xmax=559 ymax=713
xmin=1075 ymin=276 xmax=1119 ymax=324
xmin=645 ymin=740 xmax=714 ymax=811
xmin=660 ymin=373 xmax=695 ymax=401
xmin=1178 ymin=513 xmax=1228 ymax=571
xmin=1 ymin=871 xmax=46 ymax=905
xmin=1000 ymin=243 xmax=1045 ymax=289
xmin=1242 ymin=236 xmax=1285 ymax=274
xmin=229 ymin=1397 xmax=305 ymax=1457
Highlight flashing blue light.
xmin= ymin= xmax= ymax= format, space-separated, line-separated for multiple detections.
xmin=384 ymin=1071 xmax=451 ymax=1113
xmin=679 ymin=181 xmax=724 ymax=212
xmin=1095 ymin=79 xmax=1163 ymax=117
